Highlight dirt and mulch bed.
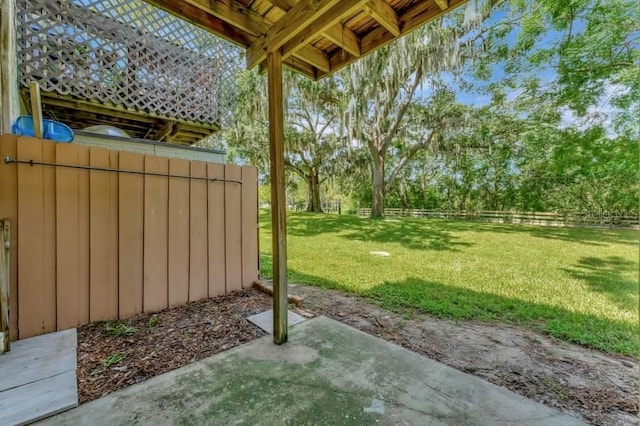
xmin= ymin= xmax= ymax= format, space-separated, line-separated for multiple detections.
xmin=78 ymin=284 xmax=638 ymax=425
xmin=290 ymin=284 xmax=638 ymax=426
xmin=77 ymin=289 xmax=271 ymax=403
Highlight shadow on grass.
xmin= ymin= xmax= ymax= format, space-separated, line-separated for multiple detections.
xmin=285 ymin=212 xmax=473 ymax=251
xmin=260 ymin=254 xmax=637 ymax=356
xmin=261 ymin=210 xmax=637 ymax=249
xmin=360 ymin=277 xmax=638 ymax=356
xmin=563 ymin=256 xmax=639 ymax=313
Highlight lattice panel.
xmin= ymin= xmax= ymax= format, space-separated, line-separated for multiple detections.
xmin=16 ymin=0 xmax=242 ymax=126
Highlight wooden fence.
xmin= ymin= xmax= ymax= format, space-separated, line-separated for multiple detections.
xmin=0 ymin=135 xmax=259 ymax=340
xmin=357 ymin=208 xmax=639 ymax=229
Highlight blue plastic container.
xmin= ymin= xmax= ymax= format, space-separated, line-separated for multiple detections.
xmin=12 ymin=116 xmax=74 ymax=142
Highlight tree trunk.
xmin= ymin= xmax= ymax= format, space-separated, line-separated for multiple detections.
xmin=371 ymin=153 xmax=385 ymax=218
xmin=305 ymin=168 xmax=323 ymax=213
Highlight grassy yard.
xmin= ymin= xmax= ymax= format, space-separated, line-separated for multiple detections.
xmin=259 ymin=211 xmax=638 ymax=356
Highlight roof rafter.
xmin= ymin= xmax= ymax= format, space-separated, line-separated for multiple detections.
xmin=144 ymin=0 xmax=256 ymax=46
xmin=279 ymin=1 xmax=368 ymax=63
xmin=364 ymin=0 xmax=400 ymax=37
xmin=321 ymin=0 xmax=468 ymax=77
xmin=268 ymin=0 xmax=361 ymax=58
xmin=183 ymin=0 xmax=268 ymax=36
xmin=247 ymin=0 xmax=343 ymax=69
xmin=434 ymin=0 xmax=449 ymax=10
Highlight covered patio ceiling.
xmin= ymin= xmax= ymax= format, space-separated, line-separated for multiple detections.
xmin=140 ymin=0 xmax=469 ymax=344
xmin=145 ymin=0 xmax=467 ymax=79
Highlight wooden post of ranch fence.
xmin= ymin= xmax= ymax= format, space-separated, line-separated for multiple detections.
xmin=267 ymin=49 xmax=288 ymax=344
xmin=0 ymin=219 xmax=10 ymax=353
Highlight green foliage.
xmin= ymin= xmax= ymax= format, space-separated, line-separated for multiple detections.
xmin=260 ymin=211 xmax=638 ymax=355
xmin=91 ymin=352 xmax=127 ymax=376
xmin=104 ymin=323 xmax=139 ymax=337
xmin=221 ymin=69 xmax=349 ymax=212
xmin=148 ymin=315 xmax=160 ymax=329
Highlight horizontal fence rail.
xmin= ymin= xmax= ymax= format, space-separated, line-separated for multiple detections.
xmin=357 ymin=208 xmax=639 ymax=229
xmin=0 ymin=135 xmax=259 ymax=340
xmin=3 ymin=157 xmax=243 ymax=183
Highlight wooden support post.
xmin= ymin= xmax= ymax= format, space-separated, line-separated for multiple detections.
xmin=0 ymin=0 xmax=20 ymax=134
xmin=29 ymin=82 xmax=43 ymax=139
xmin=0 ymin=219 xmax=10 ymax=353
xmin=267 ymin=49 xmax=288 ymax=344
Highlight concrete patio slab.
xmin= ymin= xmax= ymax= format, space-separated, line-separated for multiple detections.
xmin=247 ymin=309 xmax=306 ymax=334
xmin=38 ymin=317 xmax=584 ymax=425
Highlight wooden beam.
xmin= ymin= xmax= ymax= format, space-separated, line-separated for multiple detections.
xmin=29 ymin=82 xmax=43 ymax=139
xmin=154 ymin=120 xmax=176 ymax=141
xmin=31 ymin=90 xmax=220 ymax=131
xmin=434 ymin=0 xmax=449 ymax=10
xmin=258 ymin=56 xmax=318 ymax=80
xmin=294 ymin=45 xmax=331 ymax=72
xmin=246 ymin=0 xmax=342 ymax=69
xmin=267 ymin=0 xmax=296 ymax=11
xmin=184 ymin=0 xmax=268 ymax=36
xmin=322 ymin=24 xmax=361 ymax=57
xmin=323 ymin=0 xmax=467 ymax=77
xmin=143 ymin=0 xmax=256 ymax=47
xmin=280 ymin=1 xmax=367 ymax=61
xmin=267 ymin=0 xmax=362 ymax=60
xmin=1 ymin=0 xmax=20 ymax=134
xmin=364 ymin=0 xmax=400 ymax=37
xmin=267 ymin=50 xmax=288 ymax=344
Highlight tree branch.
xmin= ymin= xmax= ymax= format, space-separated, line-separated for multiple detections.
xmin=384 ymin=127 xmax=438 ymax=193
xmin=284 ymin=157 xmax=308 ymax=180
xmin=381 ymin=68 xmax=424 ymax=152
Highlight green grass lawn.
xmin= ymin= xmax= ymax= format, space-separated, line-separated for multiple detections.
xmin=259 ymin=211 xmax=639 ymax=356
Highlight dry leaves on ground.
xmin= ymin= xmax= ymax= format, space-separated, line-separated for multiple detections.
xmin=77 ymin=289 xmax=271 ymax=403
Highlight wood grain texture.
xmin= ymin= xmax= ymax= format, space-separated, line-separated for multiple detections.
xmin=118 ymin=152 xmax=145 ymax=317
xmin=55 ymin=143 xmax=86 ymax=329
xmin=89 ymin=148 xmax=118 ymax=322
xmin=143 ymin=156 xmax=169 ymax=312
xmin=17 ymin=137 xmax=46 ymax=338
xmin=189 ymin=161 xmax=208 ymax=301
xmin=0 ymin=329 xmax=77 ymax=425
xmin=207 ymin=163 xmax=226 ymax=297
xmin=0 ymin=337 xmax=75 ymax=391
xmin=241 ymin=166 xmax=259 ymax=288
xmin=42 ymin=141 xmax=57 ymax=334
xmin=0 ymin=135 xmax=18 ymax=340
xmin=267 ymin=51 xmax=289 ymax=344
xmin=168 ymin=159 xmax=190 ymax=306
xmin=77 ymin=146 xmax=91 ymax=328
xmin=224 ymin=165 xmax=243 ymax=293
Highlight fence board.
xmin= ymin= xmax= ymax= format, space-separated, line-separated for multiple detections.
xmin=241 ymin=166 xmax=259 ymax=288
xmin=118 ymin=152 xmax=144 ymax=317
xmin=224 ymin=165 xmax=243 ymax=293
xmin=89 ymin=148 xmax=118 ymax=322
xmin=189 ymin=161 xmax=208 ymax=302
xmin=42 ymin=142 xmax=57 ymax=333
xmin=55 ymin=143 xmax=85 ymax=329
xmin=17 ymin=137 xmax=47 ymax=337
xmin=77 ymin=146 xmax=90 ymax=327
xmin=0 ymin=136 xmax=18 ymax=340
xmin=144 ymin=156 xmax=169 ymax=312
xmin=207 ymin=163 xmax=225 ymax=297
xmin=168 ymin=159 xmax=190 ymax=306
